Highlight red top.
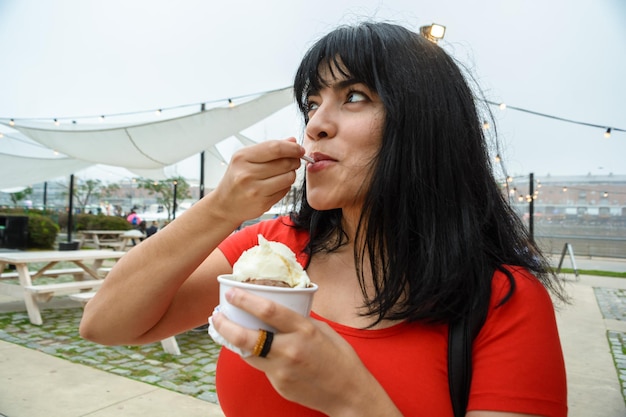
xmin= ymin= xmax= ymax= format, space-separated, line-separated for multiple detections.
xmin=217 ymin=217 xmax=567 ymax=417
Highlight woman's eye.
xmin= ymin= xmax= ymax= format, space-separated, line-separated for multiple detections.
xmin=347 ymin=91 xmax=367 ymax=103
xmin=306 ymin=100 xmax=320 ymax=112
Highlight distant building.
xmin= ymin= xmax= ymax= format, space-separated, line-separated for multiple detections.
xmin=505 ymin=174 xmax=626 ymax=225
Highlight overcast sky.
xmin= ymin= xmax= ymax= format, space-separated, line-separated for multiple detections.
xmin=0 ymin=0 xmax=624 ymax=181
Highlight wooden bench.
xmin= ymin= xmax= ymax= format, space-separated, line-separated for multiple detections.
xmin=1 ymin=267 xmax=88 ymax=280
xmin=1 ymin=267 xmax=113 ymax=281
xmin=69 ymin=292 xmax=181 ymax=356
xmin=24 ymin=280 xmax=104 ymax=302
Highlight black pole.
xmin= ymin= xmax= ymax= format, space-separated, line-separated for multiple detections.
xmin=172 ymin=181 xmax=178 ymax=220
xmin=199 ymin=151 xmax=205 ymax=199
xmin=43 ymin=181 xmax=48 ymax=210
xmin=67 ymin=174 xmax=75 ymax=243
xmin=529 ymin=172 xmax=534 ymax=241
xmin=200 ymin=103 xmax=206 ymax=200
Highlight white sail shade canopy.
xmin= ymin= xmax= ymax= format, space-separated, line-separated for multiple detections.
xmin=1 ymin=87 xmax=293 ymax=170
xmin=0 ymin=87 xmax=293 ymax=189
xmin=0 ymin=152 xmax=92 ymax=190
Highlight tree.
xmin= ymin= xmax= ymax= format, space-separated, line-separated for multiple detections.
xmin=9 ymin=187 xmax=33 ymax=207
xmin=101 ymin=183 xmax=121 ymax=199
xmin=73 ymin=179 xmax=103 ymax=212
xmin=137 ymin=176 xmax=191 ymax=220
xmin=70 ymin=179 xmax=121 ymax=213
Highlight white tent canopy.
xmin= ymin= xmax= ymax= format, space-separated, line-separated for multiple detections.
xmin=0 ymin=87 xmax=293 ymax=188
xmin=129 ymin=146 xmax=229 ymax=189
xmin=0 ymin=152 xmax=92 ymax=189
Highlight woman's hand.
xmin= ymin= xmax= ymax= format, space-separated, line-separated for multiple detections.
xmin=211 ymin=138 xmax=305 ymax=226
xmin=211 ymin=288 xmax=403 ymax=417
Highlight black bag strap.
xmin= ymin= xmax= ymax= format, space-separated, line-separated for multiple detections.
xmin=448 ymin=270 xmax=492 ymax=417
xmin=448 ymin=315 xmax=473 ymax=417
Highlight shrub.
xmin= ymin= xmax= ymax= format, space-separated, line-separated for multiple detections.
xmin=27 ymin=214 xmax=60 ymax=249
xmin=74 ymin=213 xmax=132 ymax=231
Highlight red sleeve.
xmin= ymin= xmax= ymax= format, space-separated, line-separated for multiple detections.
xmin=218 ymin=216 xmax=310 ymax=267
xmin=469 ymin=267 xmax=568 ymax=417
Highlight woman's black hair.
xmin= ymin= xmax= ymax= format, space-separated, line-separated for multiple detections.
xmin=290 ymin=21 xmax=565 ymax=326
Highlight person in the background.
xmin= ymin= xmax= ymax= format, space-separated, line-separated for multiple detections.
xmin=146 ymin=221 xmax=159 ymax=238
xmin=126 ymin=208 xmax=141 ymax=226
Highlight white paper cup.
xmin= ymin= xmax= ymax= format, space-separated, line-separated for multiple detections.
xmin=217 ymin=274 xmax=318 ymax=332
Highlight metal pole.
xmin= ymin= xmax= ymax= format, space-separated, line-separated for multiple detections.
xmin=200 ymin=103 xmax=206 ymax=200
xmin=43 ymin=182 xmax=48 ymax=210
xmin=199 ymin=151 xmax=205 ymax=199
xmin=529 ymin=172 xmax=534 ymax=241
xmin=172 ymin=181 xmax=178 ymax=220
xmin=67 ymin=174 xmax=74 ymax=243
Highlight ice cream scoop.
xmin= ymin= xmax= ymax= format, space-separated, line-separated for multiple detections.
xmin=232 ymin=234 xmax=311 ymax=288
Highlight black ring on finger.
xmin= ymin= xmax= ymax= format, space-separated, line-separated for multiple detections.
xmin=259 ymin=330 xmax=274 ymax=358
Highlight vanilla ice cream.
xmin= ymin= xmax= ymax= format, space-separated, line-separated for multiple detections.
xmin=232 ymin=234 xmax=311 ymax=288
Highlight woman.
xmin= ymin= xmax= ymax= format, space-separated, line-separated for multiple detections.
xmin=80 ymin=22 xmax=567 ymax=416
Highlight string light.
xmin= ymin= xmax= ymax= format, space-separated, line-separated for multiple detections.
xmin=484 ymin=99 xmax=624 ymax=138
xmin=0 ymin=87 xmax=281 ymax=126
xmin=1 ymin=89 xmax=621 ymax=144
xmin=495 ymin=154 xmax=501 ymax=163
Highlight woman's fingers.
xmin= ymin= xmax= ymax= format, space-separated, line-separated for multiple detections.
xmin=211 ymin=139 xmax=305 ymax=223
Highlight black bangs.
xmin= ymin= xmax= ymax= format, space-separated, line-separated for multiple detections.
xmin=294 ymin=23 xmax=381 ymax=119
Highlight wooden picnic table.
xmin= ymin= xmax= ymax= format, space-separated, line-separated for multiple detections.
xmin=0 ymin=249 xmax=125 ymax=325
xmin=79 ymin=230 xmax=128 ymax=249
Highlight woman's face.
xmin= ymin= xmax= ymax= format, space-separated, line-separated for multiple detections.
xmin=303 ymin=65 xmax=385 ymax=214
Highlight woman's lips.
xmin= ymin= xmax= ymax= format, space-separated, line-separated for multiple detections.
xmin=306 ymin=152 xmax=336 ymax=172
xmin=309 ymin=152 xmax=335 ymax=162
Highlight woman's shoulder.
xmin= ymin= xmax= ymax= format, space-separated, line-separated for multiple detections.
xmin=491 ymin=265 xmax=552 ymax=305
xmin=484 ymin=265 xmax=558 ymax=334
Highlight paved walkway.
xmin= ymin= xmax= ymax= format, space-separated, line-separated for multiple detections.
xmin=0 ymin=257 xmax=625 ymax=416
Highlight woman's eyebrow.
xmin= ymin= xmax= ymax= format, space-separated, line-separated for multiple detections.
xmin=331 ymin=78 xmax=360 ymax=91
xmin=308 ymin=78 xmax=360 ymax=97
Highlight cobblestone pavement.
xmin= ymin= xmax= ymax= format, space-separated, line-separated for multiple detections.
xmin=594 ymin=287 xmax=626 ymax=403
xmin=0 ymin=306 xmax=221 ymax=404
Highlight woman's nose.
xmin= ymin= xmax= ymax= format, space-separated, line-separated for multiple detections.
xmin=305 ymin=104 xmax=337 ymax=141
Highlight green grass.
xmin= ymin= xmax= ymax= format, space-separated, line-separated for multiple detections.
xmin=557 ymin=268 xmax=626 ymax=278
